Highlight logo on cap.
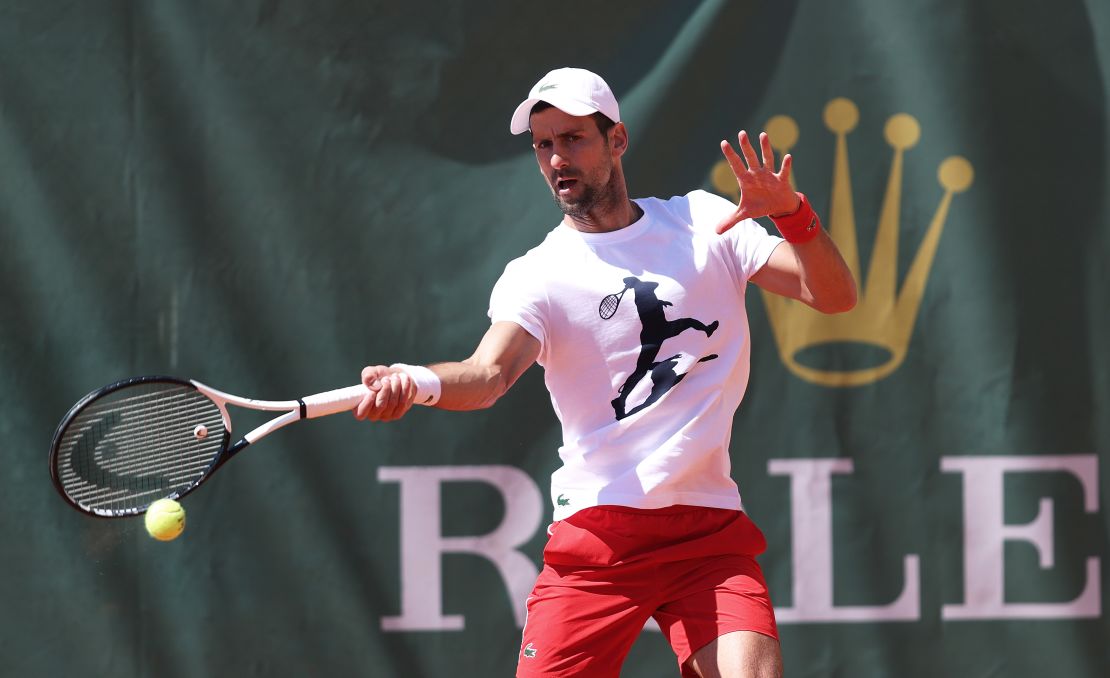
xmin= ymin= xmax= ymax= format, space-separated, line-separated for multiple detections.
xmin=538 ymin=83 xmax=558 ymax=92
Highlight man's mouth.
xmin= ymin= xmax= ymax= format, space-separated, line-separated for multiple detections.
xmin=555 ymin=177 xmax=578 ymax=196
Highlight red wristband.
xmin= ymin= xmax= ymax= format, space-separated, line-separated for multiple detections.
xmin=770 ymin=192 xmax=821 ymax=244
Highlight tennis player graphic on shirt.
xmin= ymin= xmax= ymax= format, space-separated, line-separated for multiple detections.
xmin=609 ymin=276 xmax=719 ymax=420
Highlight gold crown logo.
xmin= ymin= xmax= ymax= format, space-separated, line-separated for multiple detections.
xmin=711 ymin=98 xmax=974 ymax=387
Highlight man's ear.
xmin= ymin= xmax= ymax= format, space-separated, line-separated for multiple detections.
xmin=609 ymin=123 xmax=629 ymax=157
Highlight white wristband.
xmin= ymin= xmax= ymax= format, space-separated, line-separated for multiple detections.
xmin=390 ymin=363 xmax=442 ymax=406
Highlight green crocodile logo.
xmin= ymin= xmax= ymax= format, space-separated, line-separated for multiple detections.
xmin=538 ymin=83 xmax=558 ymax=93
xmin=523 ymin=643 xmax=537 ymax=659
xmin=557 ymin=494 xmax=570 ymax=507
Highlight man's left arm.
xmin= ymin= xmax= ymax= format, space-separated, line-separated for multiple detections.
xmin=750 ymin=220 xmax=856 ymax=314
xmin=715 ymin=130 xmax=857 ymax=314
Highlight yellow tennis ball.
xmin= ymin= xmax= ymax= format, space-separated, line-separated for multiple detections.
xmin=144 ymin=498 xmax=186 ymax=541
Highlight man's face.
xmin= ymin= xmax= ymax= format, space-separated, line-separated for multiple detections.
xmin=529 ymin=107 xmax=620 ymax=219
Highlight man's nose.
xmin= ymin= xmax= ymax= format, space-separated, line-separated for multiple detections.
xmin=549 ymin=149 xmax=569 ymax=169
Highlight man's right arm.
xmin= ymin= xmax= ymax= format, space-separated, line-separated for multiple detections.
xmin=353 ymin=320 xmax=540 ymax=422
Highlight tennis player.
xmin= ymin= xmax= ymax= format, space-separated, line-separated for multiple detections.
xmin=356 ymin=67 xmax=856 ymax=678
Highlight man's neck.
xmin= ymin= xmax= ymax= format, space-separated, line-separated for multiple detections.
xmin=563 ymin=199 xmax=643 ymax=234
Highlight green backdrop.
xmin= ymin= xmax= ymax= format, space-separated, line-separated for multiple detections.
xmin=2 ymin=0 xmax=1108 ymax=676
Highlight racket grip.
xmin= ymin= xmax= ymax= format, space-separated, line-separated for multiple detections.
xmin=301 ymin=384 xmax=371 ymax=418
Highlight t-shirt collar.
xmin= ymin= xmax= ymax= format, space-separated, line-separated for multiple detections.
xmin=557 ymin=199 xmax=652 ymax=245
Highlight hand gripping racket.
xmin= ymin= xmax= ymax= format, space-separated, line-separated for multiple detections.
xmin=49 ymin=376 xmax=369 ymax=518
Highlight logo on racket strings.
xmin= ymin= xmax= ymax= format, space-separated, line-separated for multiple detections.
xmin=67 ymin=411 xmax=171 ymax=493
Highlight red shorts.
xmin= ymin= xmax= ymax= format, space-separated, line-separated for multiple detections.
xmin=516 ymin=505 xmax=777 ymax=678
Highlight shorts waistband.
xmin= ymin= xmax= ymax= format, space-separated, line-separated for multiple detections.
xmin=588 ymin=504 xmax=741 ymax=516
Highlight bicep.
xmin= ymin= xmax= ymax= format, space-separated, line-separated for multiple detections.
xmin=466 ymin=321 xmax=541 ymax=391
xmin=748 ymin=232 xmax=857 ymax=313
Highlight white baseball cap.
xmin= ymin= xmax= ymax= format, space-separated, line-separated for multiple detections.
xmin=509 ymin=67 xmax=621 ymax=135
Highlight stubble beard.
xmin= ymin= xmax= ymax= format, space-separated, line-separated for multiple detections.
xmin=551 ymin=162 xmax=623 ymax=220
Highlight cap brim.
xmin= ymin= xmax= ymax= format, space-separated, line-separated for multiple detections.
xmin=509 ymin=96 xmax=602 ymax=135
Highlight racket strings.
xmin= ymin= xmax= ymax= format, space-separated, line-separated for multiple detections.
xmin=66 ymin=399 xmax=222 ymax=467
xmin=54 ymin=383 xmax=227 ymax=515
xmin=599 ymin=294 xmax=620 ymax=319
xmin=59 ymin=410 xmax=223 ymax=495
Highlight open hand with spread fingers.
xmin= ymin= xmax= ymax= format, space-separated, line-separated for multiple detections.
xmin=715 ymin=130 xmax=801 ymax=234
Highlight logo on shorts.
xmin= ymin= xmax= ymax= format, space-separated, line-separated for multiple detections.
xmin=557 ymin=494 xmax=570 ymax=507
xmin=523 ymin=643 xmax=538 ymax=659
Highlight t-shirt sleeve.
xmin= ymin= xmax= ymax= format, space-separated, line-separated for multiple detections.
xmin=685 ymin=189 xmax=784 ymax=282
xmin=487 ymin=257 xmax=547 ymax=350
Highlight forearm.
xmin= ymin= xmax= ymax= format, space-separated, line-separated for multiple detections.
xmin=427 ymin=359 xmax=513 ymax=411
xmin=752 ymin=195 xmax=858 ymax=313
xmin=357 ymin=321 xmax=540 ymax=422
xmin=432 ymin=320 xmax=539 ymax=410
xmin=787 ymin=231 xmax=857 ymax=313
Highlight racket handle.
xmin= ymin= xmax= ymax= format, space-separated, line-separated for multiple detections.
xmin=301 ymin=384 xmax=371 ymax=418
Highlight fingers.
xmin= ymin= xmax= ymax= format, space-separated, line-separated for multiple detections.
xmin=719 ymin=139 xmax=747 ymax=178
xmin=355 ymin=366 xmax=385 ymax=419
xmin=738 ymin=130 xmax=761 ymax=170
xmin=361 ymin=365 xmax=390 ymax=386
xmin=759 ymin=132 xmax=775 ymax=172
xmin=379 ymin=376 xmax=399 ymax=416
xmin=715 ymin=209 xmax=751 ymax=235
xmin=376 ymin=372 xmax=415 ymax=421
xmin=723 ymin=130 xmax=780 ymax=171
xmin=717 ymin=129 xmax=781 ymax=234
xmin=354 ymin=366 xmax=415 ymax=422
xmin=779 ymin=153 xmax=792 ymax=182
xmin=387 ymin=372 xmax=416 ymax=419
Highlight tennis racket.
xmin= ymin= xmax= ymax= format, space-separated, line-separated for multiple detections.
xmin=598 ymin=287 xmax=629 ymax=320
xmin=49 ymin=376 xmax=369 ymax=518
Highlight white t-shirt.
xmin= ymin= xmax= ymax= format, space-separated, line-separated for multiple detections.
xmin=488 ymin=190 xmax=783 ymax=520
